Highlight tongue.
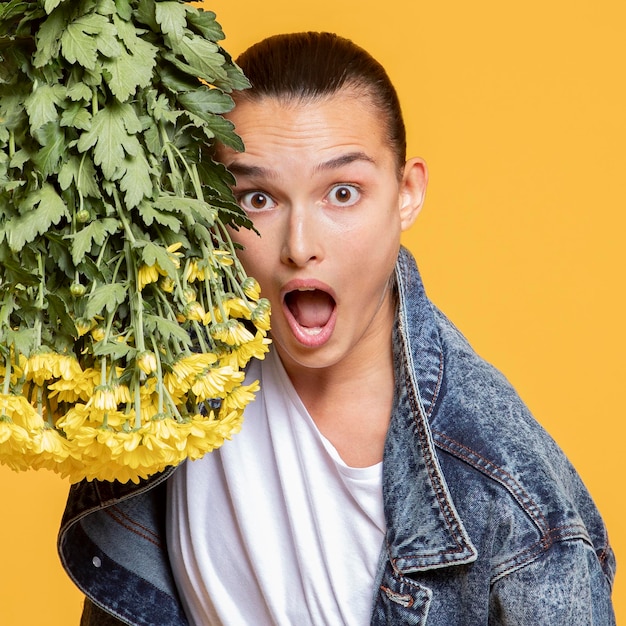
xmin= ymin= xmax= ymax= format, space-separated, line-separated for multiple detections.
xmin=286 ymin=290 xmax=334 ymax=328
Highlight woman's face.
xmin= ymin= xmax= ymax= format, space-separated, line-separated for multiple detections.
xmin=219 ymin=91 xmax=427 ymax=377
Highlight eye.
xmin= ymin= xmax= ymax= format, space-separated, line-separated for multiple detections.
xmin=327 ymin=184 xmax=360 ymax=207
xmin=238 ymin=191 xmax=276 ymax=211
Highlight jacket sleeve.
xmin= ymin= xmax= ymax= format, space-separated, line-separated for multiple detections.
xmin=81 ymin=597 xmax=129 ymax=626
xmin=489 ymin=538 xmax=616 ymax=625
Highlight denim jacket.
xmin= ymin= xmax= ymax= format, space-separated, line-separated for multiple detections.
xmin=58 ymin=247 xmax=616 ymax=625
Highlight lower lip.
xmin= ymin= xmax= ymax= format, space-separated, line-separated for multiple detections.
xmin=282 ymin=303 xmax=337 ymax=348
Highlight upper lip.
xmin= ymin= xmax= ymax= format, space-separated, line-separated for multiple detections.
xmin=280 ymin=279 xmax=337 ymax=303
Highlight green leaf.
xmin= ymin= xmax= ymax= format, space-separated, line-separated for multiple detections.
xmin=66 ymin=82 xmax=93 ymax=102
xmin=111 ymin=12 xmax=146 ymax=50
xmin=177 ymin=89 xmax=234 ymax=117
xmin=33 ymin=5 xmax=68 ymax=67
xmin=118 ymin=149 xmax=153 ymax=208
xmin=141 ymin=117 xmax=162 ymax=156
xmin=186 ymin=9 xmax=224 ymax=42
xmin=44 ymin=0 xmax=65 ymax=13
xmin=61 ymin=14 xmax=110 ymax=70
xmin=153 ymin=196 xmax=217 ymax=225
xmin=102 ymin=37 xmax=157 ymax=101
xmin=144 ymin=313 xmax=192 ymax=346
xmin=0 ymin=255 xmax=40 ymax=286
xmin=158 ymin=63 xmax=200 ymax=94
xmin=3 ymin=327 xmax=37 ymax=358
xmin=219 ymin=56 xmax=251 ymax=92
xmin=47 ymin=291 xmax=78 ymax=338
xmin=77 ymin=102 xmax=141 ymax=179
xmin=60 ymin=101 xmax=91 ymax=130
xmin=58 ymin=154 xmax=101 ymax=198
xmin=135 ymin=0 xmax=158 ymax=30
xmin=198 ymin=113 xmax=243 ymax=151
xmin=9 ymin=149 xmax=32 ymax=171
xmin=135 ymin=201 xmax=182 ymax=231
xmin=155 ymin=1 xmax=188 ymax=42
xmin=5 ymin=183 xmax=69 ymax=251
xmin=32 ymin=120 xmax=66 ymax=177
xmin=166 ymin=35 xmax=227 ymax=84
xmin=24 ymin=83 xmax=63 ymax=132
xmin=141 ymin=241 xmax=177 ymax=276
xmin=114 ymin=0 xmax=132 ymax=21
xmin=94 ymin=19 xmax=122 ymax=58
xmin=85 ymin=282 xmax=127 ymax=318
xmin=93 ymin=340 xmax=134 ymax=359
xmin=69 ymin=217 xmax=119 ymax=265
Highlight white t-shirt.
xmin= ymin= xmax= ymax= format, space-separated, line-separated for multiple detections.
xmin=166 ymin=349 xmax=386 ymax=625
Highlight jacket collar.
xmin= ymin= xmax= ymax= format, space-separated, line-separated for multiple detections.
xmin=382 ymin=247 xmax=477 ymax=574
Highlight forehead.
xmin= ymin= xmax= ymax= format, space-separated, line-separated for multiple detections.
xmin=219 ymin=92 xmax=394 ymax=168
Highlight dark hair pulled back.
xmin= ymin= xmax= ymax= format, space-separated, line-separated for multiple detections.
xmin=235 ymin=32 xmax=407 ymax=170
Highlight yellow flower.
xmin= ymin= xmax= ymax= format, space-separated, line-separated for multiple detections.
xmin=23 ymin=351 xmax=82 ymax=385
xmin=137 ymin=351 xmax=158 ymax=375
xmin=184 ymin=259 xmax=208 ymax=283
xmin=241 ymin=277 xmax=261 ymax=301
xmin=31 ymin=426 xmax=71 ymax=463
xmin=220 ymin=333 xmax=271 ymax=369
xmin=159 ymin=276 xmax=175 ymax=293
xmin=138 ymin=397 xmax=161 ymax=423
xmin=75 ymin=317 xmax=95 ymax=337
xmin=252 ymin=299 xmax=271 ymax=331
xmin=91 ymin=325 xmax=106 ymax=342
xmin=68 ymin=423 xmax=103 ymax=458
xmin=211 ymin=249 xmax=233 ymax=267
xmin=90 ymin=385 xmax=118 ymax=411
xmin=221 ymin=380 xmax=260 ymax=412
xmin=55 ymin=405 xmax=90 ymax=437
xmin=0 ymin=393 xmax=46 ymax=431
xmin=210 ymin=320 xmax=254 ymax=346
xmin=225 ymin=297 xmax=253 ymax=319
xmin=0 ymin=352 xmax=25 ymax=382
xmin=182 ymin=287 xmax=197 ymax=303
xmin=49 ymin=368 xmax=99 ymax=403
xmin=170 ymin=353 xmax=218 ymax=380
xmin=190 ymin=366 xmax=244 ymax=401
xmin=0 ymin=417 xmax=32 ymax=466
xmin=113 ymin=383 xmax=131 ymax=405
xmin=183 ymin=408 xmax=244 ymax=459
xmin=166 ymin=242 xmax=184 ymax=269
xmin=184 ymin=301 xmax=206 ymax=322
xmin=137 ymin=263 xmax=160 ymax=291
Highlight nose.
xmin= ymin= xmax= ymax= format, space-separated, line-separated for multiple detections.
xmin=280 ymin=205 xmax=322 ymax=267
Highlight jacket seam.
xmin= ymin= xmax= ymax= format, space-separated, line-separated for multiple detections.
xmin=432 ymin=430 xmax=550 ymax=536
xmin=424 ymin=344 xmax=444 ymax=421
xmin=400 ymin=356 xmax=469 ymax=560
xmin=58 ymin=467 xmax=175 ymax=540
xmin=104 ymin=506 xmax=163 ymax=548
xmin=490 ymin=526 xmax=595 ymax=584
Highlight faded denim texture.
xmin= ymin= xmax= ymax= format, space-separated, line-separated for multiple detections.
xmin=58 ymin=248 xmax=616 ymax=625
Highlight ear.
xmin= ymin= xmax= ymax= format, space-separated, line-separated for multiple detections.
xmin=398 ymin=157 xmax=428 ymax=231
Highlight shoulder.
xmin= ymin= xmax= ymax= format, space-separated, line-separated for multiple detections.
xmin=428 ymin=307 xmax=614 ymax=583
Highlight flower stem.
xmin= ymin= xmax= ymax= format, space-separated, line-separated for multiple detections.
xmin=2 ymin=353 xmax=11 ymax=395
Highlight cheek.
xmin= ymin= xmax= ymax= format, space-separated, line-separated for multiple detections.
xmin=230 ymin=228 xmax=272 ymax=281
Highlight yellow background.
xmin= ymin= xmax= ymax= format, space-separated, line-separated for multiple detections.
xmin=1 ymin=1 xmax=624 ymax=623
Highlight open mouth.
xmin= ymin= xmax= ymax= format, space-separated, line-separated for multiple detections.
xmin=284 ymin=288 xmax=336 ymax=337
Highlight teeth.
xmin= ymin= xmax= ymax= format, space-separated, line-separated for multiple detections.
xmin=297 ymin=287 xmax=316 ymax=291
xmin=302 ymin=327 xmax=323 ymax=336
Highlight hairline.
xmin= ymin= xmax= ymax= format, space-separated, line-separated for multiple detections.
xmin=233 ymin=81 xmax=406 ymax=176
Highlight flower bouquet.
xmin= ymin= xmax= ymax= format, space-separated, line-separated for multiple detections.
xmin=0 ymin=0 xmax=270 ymax=483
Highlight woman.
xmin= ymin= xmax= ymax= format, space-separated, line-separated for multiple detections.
xmin=60 ymin=32 xmax=616 ymax=625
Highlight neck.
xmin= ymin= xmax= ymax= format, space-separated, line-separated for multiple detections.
xmin=277 ymin=290 xmax=397 ymax=467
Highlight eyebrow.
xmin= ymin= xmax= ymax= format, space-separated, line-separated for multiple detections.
xmin=226 ymin=151 xmax=376 ymax=180
xmin=314 ymin=151 xmax=376 ymax=173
